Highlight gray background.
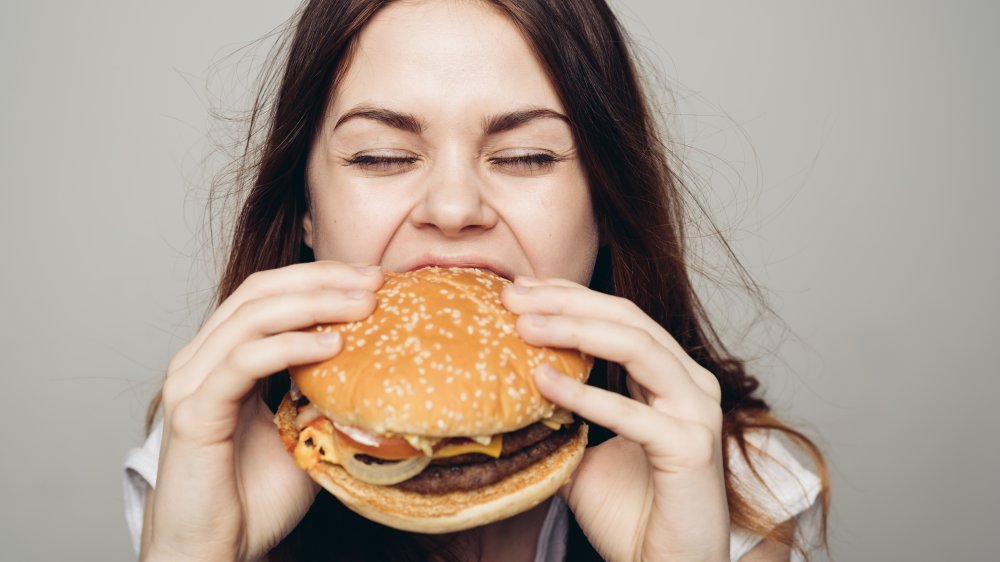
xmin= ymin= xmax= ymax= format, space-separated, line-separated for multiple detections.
xmin=1 ymin=0 xmax=997 ymax=560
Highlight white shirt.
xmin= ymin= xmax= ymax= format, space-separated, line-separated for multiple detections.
xmin=124 ymin=422 xmax=822 ymax=561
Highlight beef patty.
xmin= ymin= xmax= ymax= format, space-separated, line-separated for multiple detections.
xmin=394 ymin=423 xmax=577 ymax=494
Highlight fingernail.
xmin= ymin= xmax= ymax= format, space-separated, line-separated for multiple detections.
xmin=354 ymin=265 xmax=381 ymax=276
xmin=347 ymin=289 xmax=370 ymax=299
xmin=317 ymin=331 xmax=341 ymax=346
xmin=522 ymin=313 xmax=546 ymax=326
xmin=511 ymin=284 xmax=529 ymax=294
xmin=535 ymin=363 xmax=561 ymax=381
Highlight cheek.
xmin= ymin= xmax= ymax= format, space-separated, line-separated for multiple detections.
xmin=513 ymin=180 xmax=599 ymax=283
xmin=308 ymin=185 xmax=411 ymax=263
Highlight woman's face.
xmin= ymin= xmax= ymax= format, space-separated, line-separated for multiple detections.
xmin=304 ymin=0 xmax=599 ymax=284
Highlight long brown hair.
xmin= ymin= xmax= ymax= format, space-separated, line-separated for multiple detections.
xmin=151 ymin=0 xmax=830 ymax=559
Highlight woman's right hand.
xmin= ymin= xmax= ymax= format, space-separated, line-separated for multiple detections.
xmin=141 ymin=261 xmax=384 ymax=562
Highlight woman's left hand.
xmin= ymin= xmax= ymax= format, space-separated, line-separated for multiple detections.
xmin=502 ymin=276 xmax=730 ymax=562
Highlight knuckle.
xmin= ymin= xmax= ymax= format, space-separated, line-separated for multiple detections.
xmin=169 ymin=396 xmax=204 ymax=440
xmin=701 ymin=371 xmax=723 ymax=402
xmin=224 ymin=342 xmax=258 ymax=375
xmin=280 ymin=331 xmax=312 ymax=356
xmin=160 ymin=372 xmax=190 ymax=411
xmin=566 ymin=317 xmax=588 ymax=346
xmin=232 ymin=269 xmax=282 ymax=306
xmin=614 ymin=295 xmax=641 ymax=316
xmin=243 ymin=270 xmax=267 ymax=290
xmin=306 ymin=291 xmax=342 ymax=323
xmin=539 ymin=289 xmax=560 ymax=312
xmin=637 ymin=328 xmax=659 ymax=354
xmin=307 ymin=289 xmax=335 ymax=310
xmin=553 ymin=289 xmax=574 ymax=314
xmin=231 ymin=295 xmax=267 ymax=327
xmin=684 ymin=421 xmax=720 ymax=466
xmin=232 ymin=272 xmax=264 ymax=302
xmin=166 ymin=343 xmax=195 ymax=374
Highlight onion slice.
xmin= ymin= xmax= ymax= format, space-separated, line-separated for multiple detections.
xmin=340 ymin=451 xmax=432 ymax=486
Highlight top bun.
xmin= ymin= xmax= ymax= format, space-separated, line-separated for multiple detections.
xmin=290 ymin=267 xmax=592 ymax=437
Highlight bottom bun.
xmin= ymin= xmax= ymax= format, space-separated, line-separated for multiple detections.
xmin=309 ymin=424 xmax=586 ymax=534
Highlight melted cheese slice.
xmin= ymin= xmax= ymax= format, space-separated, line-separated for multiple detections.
xmin=432 ymin=435 xmax=503 ymax=459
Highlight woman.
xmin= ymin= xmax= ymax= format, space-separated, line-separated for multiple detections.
xmin=124 ymin=0 xmax=829 ymax=560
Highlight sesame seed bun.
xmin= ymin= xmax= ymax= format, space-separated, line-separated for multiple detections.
xmin=289 ymin=266 xmax=593 ymax=437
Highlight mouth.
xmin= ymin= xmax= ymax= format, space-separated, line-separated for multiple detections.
xmin=402 ymin=255 xmax=515 ymax=281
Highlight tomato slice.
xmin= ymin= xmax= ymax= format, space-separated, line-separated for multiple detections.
xmin=333 ymin=429 xmax=422 ymax=460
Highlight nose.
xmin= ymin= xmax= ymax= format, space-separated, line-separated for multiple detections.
xmin=409 ymin=150 xmax=498 ymax=237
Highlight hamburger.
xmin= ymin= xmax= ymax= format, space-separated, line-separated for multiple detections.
xmin=273 ymin=266 xmax=591 ymax=533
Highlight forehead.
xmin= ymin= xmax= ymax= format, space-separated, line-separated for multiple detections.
xmin=331 ymin=0 xmax=565 ymax=118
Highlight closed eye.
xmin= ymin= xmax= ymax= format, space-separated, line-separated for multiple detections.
xmin=344 ymin=152 xmax=563 ymax=175
xmin=489 ymin=153 xmax=562 ymax=174
xmin=345 ymin=154 xmax=419 ymax=173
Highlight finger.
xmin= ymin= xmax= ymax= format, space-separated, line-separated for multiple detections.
xmin=170 ymin=330 xmax=343 ymax=443
xmin=534 ymin=364 xmax=698 ymax=460
xmin=166 ymin=288 xmax=376 ymax=406
xmin=171 ymin=261 xmax=383 ymax=373
xmin=516 ymin=313 xmax=708 ymax=415
xmin=503 ymin=282 xmax=721 ymax=402
xmin=511 ymin=275 xmax=583 ymax=289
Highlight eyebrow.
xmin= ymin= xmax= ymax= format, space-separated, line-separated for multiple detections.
xmin=332 ymin=105 xmax=570 ymax=136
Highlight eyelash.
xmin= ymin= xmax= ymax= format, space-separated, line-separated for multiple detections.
xmin=345 ymin=153 xmax=561 ymax=173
